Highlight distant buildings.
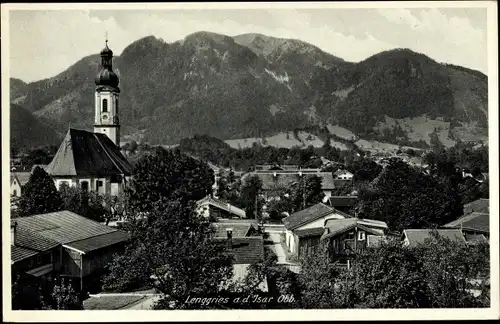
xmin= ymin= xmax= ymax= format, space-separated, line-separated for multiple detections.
xmin=442 ymin=198 xmax=489 ymax=244
xmin=10 ymin=172 xmax=31 ymax=197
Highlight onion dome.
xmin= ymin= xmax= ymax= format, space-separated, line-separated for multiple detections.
xmin=95 ymin=40 xmax=119 ymax=88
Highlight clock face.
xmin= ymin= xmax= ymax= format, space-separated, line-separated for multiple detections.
xmin=102 ymin=114 xmax=108 ymax=120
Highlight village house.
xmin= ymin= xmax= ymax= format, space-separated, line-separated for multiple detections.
xmin=282 ymin=203 xmax=351 ymax=257
xmin=321 ymin=218 xmax=388 ymax=267
xmin=13 ymin=210 xmax=130 ymax=293
xmin=10 ymin=172 xmax=31 ymax=197
xmin=333 ymin=169 xmax=354 ymax=180
xmin=197 ymin=196 xmax=246 ymax=220
xmin=216 ymin=229 xmax=267 ymax=291
xmin=44 ymin=39 xmax=132 ymax=197
xmin=442 ymin=199 xmax=489 ymax=243
xmin=402 ymin=229 xmax=467 ymax=247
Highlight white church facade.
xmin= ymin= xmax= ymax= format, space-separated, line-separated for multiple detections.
xmin=45 ymin=39 xmax=132 ymax=196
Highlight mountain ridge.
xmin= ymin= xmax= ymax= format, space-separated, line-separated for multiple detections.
xmin=10 ymin=31 xmax=488 ymax=149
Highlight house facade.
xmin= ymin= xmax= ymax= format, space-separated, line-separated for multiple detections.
xmin=282 ymin=203 xmax=350 ymax=257
xmin=10 ymin=172 xmax=31 ymax=197
xmin=322 ymin=218 xmax=388 ymax=266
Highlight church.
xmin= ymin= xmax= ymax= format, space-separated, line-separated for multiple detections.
xmin=45 ymin=39 xmax=132 ymax=196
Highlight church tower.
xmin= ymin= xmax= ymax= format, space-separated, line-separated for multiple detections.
xmin=94 ymin=37 xmax=121 ymax=147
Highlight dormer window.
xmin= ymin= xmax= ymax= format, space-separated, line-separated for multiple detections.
xmin=102 ymin=99 xmax=108 ymax=112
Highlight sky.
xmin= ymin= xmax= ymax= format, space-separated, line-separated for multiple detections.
xmin=8 ymin=5 xmax=489 ymax=82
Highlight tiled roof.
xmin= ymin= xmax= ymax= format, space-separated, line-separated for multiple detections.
xmin=282 ymin=203 xmax=336 ymax=230
xmin=322 ymin=218 xmax=387 ymax=241
xmin=216 ymin=237 xmax=264 ymax=264
xmin=14 ymin=210 xmax=129 ymax=252
xmin=464 ymin=233 xmax=488 ymax=245
xmin=67 ymin=231 xmax=130 ymax=253
xmin=334 ymin=169 xmax=353 ymax=177
xmin=11 ymin=245 xmax=39 ymax=263
xmin=212 ymin=223 xmax=255 ymax=238
xmin=197 ymin=197 xmax=246 ymax=218
xmin=244 ymin=172 xmax=338 ymax=191
xmin=443 ymin=212 xmax=489 ymax=234
xmin=464 ymin=198 xmax=489 ymax=215
xmin=327 ymin=196 xmax=358 ymax=208
xmin=14 ymin=227 xmax=60 ymax=252
xmin=11 ymin=172 xmax=31 ymax=186
xmin=295 ymin=227 xmax=325 ymax=238
xmin=45 ymin=128 xmax=132 ymax=177
xmin=403 ymin=229 xmax=466 ymax=247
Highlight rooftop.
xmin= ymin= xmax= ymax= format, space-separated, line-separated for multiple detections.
xmin=197 ymin=197 xmax=246 ymax=218
xmin=45 ymin=128 xmax=132 ymax=177
xmin=443 ymin=212 xmax=489 ymax=234
xmin=282 ymin=203 xmax=339 ymax=230
xmin=215 ymin=236 xmax=264 ymax=264
xmin=11 ymin=172 xmax=31 ymax=186
xmin=403 ymin=229 xmax=466 ymax=247
xmin=244 ymin=171 xmax=344 ymax=191
xmin=14 ymin=210 xmax=130 ymax=254
xmin=464 ymin=198 xmax=489 ymax=215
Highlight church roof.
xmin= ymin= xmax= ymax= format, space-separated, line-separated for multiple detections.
xmin=45 ymin=128 xmax=132 ymax=177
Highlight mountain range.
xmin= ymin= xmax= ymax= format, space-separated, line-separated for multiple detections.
xmin=10 ymin=31 xmax=488 ymax=150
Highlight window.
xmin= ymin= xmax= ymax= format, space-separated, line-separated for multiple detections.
xmin=358 ymin=231 xmax=366 ymax=241
xmin=81 ymin=181 xmax=89 ymax=191
xmin=59 ymin=181 xmax=69 ymax=189
xmin=13 ymin=190 xmax=17 ymax=196
xmin=102 ymin=99 xmax=108 ymax=112
xmin=96 ymin=180 xmax=103 ymax=187
xmin=115 ymin=98 xmax=119 ymax=113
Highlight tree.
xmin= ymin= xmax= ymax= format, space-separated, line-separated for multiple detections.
xmin=17 ymin=167 xmax=62 ymax=217
xmin=355 ymin=158 xmax=462 ymax=232
xmin=125 ymin=147 xmax=214 ymax=214
xmin=290 ymin=175 xmax=325 ymax=212
xmin=240 ymin=175 xmax=264 ymax=220
xmin=59 ymin=184 xmax=109 ymax=222
xmin=102 ymin=199 xmax=233 ymax=309
xmin=296 ymin=234 xmax=489 ymax=308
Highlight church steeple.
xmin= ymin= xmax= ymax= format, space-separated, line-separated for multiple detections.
xmin=94 ymin=36 xmax=121 ymax=147
xmin=95 ymin=36 xmax=119 ymax=89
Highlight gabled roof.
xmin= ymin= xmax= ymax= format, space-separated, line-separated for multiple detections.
xmin=11 ymin=223 xmax=61 ymax=264
xmin=295 ymin=227 xmax=325 ymax=238
xmin=464 ymin=198 xmax=489 ymax=215
xmin=403 ymin=229 xmax=466 ymax=247
xmin=197 ymin=197 xmax=246 ymax=218
xmin=282 ymin=203 xmax=342 ymax=230
xmin=334 ymin=169 xmax=353 ymax=177
xmin=443 ymin=212 xmax=489 ymax=234
xmin=45 ymin=128 xmax=132 ymax=177
xmin=211 ymin=222 xmax=256 ymax=238
xmin=327 ymin=196 xmax=358 ymax=208
xmin=321 ymin=219 xmax=385 ymax=241
xmin=215 ymin=237 xmax=264 ymax=264
xmin=14 ymin=210 xmax=129 ymax=253
xmin=11 ymin=172 xmax=31 ymax=186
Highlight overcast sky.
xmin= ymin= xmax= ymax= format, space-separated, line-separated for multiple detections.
xmin=8 ymin=6 xmax=488 ymax=82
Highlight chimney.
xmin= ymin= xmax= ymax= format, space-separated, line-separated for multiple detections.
xmin=226 ymin=228 xmax=233 ymax=249
xmin=11 ymin=221 xmax=17 ymax=246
